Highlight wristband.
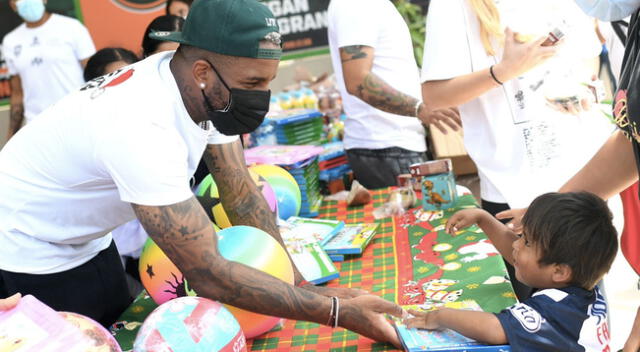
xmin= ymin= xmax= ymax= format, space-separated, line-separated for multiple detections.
xmin=489 ymin=65 xmax=504 ymax=85
xmin=414 ymin=100 xmax=423 ymax=118
xmin=327 ymin=296 xmax=339 ymax=327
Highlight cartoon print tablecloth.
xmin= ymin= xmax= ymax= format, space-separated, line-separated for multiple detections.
xmin=111 ymin=187 xmax=517 ymax=351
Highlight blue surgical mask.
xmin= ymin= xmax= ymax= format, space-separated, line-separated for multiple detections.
xmin=574 ymin=0 xmax=640 ymax=21
xmin=16 ymin=0 xmax=46 ymax=23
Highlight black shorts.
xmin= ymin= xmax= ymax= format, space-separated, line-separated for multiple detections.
xmin=346 ymin=147 xmax=427 ymax=190
xmin=0 ymin=240 xmax=132 ymax=327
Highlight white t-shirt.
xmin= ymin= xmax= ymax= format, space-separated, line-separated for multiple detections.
xmin=0 ymin=51 xmax=238 ymax=274
xmin=422 ymin=0 xmax=615 ymax=207
xmin=2 ymin=14 xmax=95 ymax=123
xmin=327 ymin=0 xmax=426 ymax=152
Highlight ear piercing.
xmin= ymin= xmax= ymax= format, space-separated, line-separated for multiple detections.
xmin=200 ymin=83 xmax=206 ymax=89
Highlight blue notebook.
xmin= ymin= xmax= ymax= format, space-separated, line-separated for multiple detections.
xmin=285 ymin=217 xmax=344 ymax=247
xmin=323 ymin=223 xmax=379 ymax=255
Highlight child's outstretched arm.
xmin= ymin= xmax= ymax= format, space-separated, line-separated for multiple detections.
xmin=404 ymin=308 xmax=507 ymax=345
xmin=445 ymin=208 xmax=518 ymax=265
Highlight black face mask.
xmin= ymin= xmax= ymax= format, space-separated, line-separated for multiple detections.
xmin=201 ymin=59 xmax=270 ymax=136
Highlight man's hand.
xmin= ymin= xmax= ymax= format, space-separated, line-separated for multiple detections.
xmin=404 ymin=308 xmax=442 ymax=330
xmin=495 ymin=208 xmax=527 ymax=234
xmin=0 ymin=293 xmax=21 ymax=310
xmin=302 ymin=284 xmax=368 ymax=299
xmin=445 ymin=208 xmax=486 ymax=235
xmin=340 ymin=295 xmax=404 ymax=348
xmin=417 ymin=106 xmax=462 ymax=134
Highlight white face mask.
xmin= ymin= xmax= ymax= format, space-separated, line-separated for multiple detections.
xmin=574 ymin=0 xmax=640 ymax=21
xmin=16 ymin=0 xmax=45 ymax=23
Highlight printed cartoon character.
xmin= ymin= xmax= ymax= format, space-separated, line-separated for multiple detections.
xmin=414 ymin=209 xmax=444 ymax=224
xmin=413 ymin=231 xmax=445 ymax=266
xmin=422 ymin=279 xmax=463 ymax=303
xmin=402 ymin=278 xmax=463 ymax=305
xmin=458 ymin=239 xmax=499 ymax=263
xmin=422 ymin=180 xmax=450 ymax=208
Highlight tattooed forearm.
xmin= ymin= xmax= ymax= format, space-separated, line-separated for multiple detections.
xmin=203 ymin=141 xmax=281 ymax=238
xmin=8 ymin=76 xmax=25 ymax=138
xmin=8 ymin=103 xmax=24 ymax=137
xmin=132 ymin=198 xmax=332 ymax=323
xmin=356 ymin=73 xmax=419 ymax=117
xmin=340 ymin=45 xmax=368 ymax=62
xmin=203 ymin=140 xmax=305 ymax=283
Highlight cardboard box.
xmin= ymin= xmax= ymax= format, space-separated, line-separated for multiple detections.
xmin=428 ymin=124 xmax=477 ymax=176
xmin=409 ymin=159 xmax=452 ymax=177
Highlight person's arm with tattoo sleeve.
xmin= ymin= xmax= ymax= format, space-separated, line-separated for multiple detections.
xmin=132 ymin=197 xmax=404 ymax=347
xmin=339 ymin=45 xmax=461 ymax=133
xmin=203 ymin=140 xmax=367 ymax=298
xmin=8 ymin=75 xmax=25 ymax=140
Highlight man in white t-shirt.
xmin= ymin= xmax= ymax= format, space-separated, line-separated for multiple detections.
xmin=2 ymin=0 xmax=95 ymax=139
xmin=327 ymin=0 xmax=461 ymax=189
xmin=0 ymin=0 xmax=403 ymax=346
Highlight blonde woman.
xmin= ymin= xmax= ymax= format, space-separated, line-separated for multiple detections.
xmin=421 ymin=0 xmax=613 ymax=300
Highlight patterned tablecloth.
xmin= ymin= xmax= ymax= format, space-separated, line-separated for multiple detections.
xmin=111 ymin=188 xmax=517 ymax=351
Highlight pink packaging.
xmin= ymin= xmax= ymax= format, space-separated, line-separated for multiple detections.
xmin=0 ymin=295 xmax=119 ymax=352
xmin=244 ymin=145 xmax=323 ymax=166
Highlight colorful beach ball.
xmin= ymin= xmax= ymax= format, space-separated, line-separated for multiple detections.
xmin=59 ymin=312 xmax=122 ymax=352
xmin=133 ymin=297 xmax=246 ymax=352
xmin=249 ymin=164 xmax=301 ymax=220
xmin=195 ymin=170 xmax=278 ymax=228
xmin=139 ymin=225 xmax=294 ymax=338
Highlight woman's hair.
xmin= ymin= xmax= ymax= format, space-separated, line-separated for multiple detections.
xmin=83 ymin=48 xmax=139 ymax=82
xmin=142 ymin=15 xmax=185 ymax=58
xmin=469 ymin=0 xmax=503 ymax=56
xmin=165 ymin=0 xmax=193 ymax=15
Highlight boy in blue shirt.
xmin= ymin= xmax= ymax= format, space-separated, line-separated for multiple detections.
xmin=404 ymin=192 xmax=617 ymax=351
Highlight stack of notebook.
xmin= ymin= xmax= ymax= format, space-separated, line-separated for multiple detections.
xmin=267 ymin=109 xmax=325 ymax=146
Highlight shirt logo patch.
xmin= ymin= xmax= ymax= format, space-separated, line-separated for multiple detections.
xmin=80 ymin=68 xmax=135 ymax=99
xmin=509 ymin=303 xmax=543 ymax=333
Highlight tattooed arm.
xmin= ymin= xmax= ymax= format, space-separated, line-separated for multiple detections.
xmin=8 ymin=75 xmax=25 ymax=140
xmin=202 ymin=140 xmax=298 ymax=277
xmin=340 ymin=45 xmax=461 ymax=133
xmin=132 ymin=197 xmax=403 ymax=347
xmin=203 ymin=140 xmax=367 ymax=298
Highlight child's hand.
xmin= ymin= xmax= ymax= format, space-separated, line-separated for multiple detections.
xmin=445 ymin=209 xmax=485 ymax=235
xmin=403 ymin=309 xmax=442 ymax=330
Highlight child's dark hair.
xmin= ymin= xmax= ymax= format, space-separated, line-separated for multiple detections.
xmin=522 ymin=192 xmax=617 ymax=290
xmin=83 ymin=48 xmax=139 ymax=82
xmin=142 ymin=15 xmax=185 ymax=58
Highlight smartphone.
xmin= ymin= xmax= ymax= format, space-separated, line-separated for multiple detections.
xmin=541 ymin=28 xmax=564 ymax=46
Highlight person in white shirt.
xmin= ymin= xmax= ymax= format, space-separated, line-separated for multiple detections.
xmin=327 ymin=0 xmax=461 ymax=190
xmin=0 ymin=0 xmax=404 ymax=345
xmin=421 ymin=0 xmax=614 ymax=300
xmin=2 ymin=0 xmax=95 ymax=139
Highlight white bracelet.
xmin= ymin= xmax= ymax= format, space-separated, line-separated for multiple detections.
xmin=414 ymin=100 xmax=423 ymax=117
xmin=334 ymin=297 xmax=340 ymax=328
